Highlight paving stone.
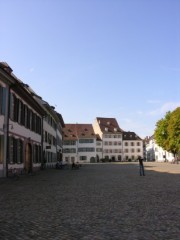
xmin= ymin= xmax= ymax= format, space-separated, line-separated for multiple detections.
xmin=0 ymin=162 xmax=180 ymax=240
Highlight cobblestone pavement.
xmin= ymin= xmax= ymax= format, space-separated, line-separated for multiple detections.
xmin=0 ymin=162 xmax=180 ymax=240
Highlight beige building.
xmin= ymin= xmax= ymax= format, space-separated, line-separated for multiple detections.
xmin=93 ymin=117 xmax=123 ymax=161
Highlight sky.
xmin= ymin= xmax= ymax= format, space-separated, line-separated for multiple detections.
xmin=1 ymin=0 xmax=180 ymax=138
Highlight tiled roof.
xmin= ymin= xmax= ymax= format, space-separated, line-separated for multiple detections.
xmin=96 ymin=117 xmax=123 ymax=133
xmin=63 ymin=124 xmax=96 ymax=140
xmin=123 ymin=131 xmax=142 ymax=140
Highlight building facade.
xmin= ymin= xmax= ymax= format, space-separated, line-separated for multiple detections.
xmin=93 ymin=117 xmax=123 ymax=161
xmin=122 ymin=132 xmax=143 ymax=161
xmin=145 ymin=136 xmax=174 ymax=162
xmin=33 ymin=96 xmax=65 ymax=168
xmin=63 ymin=124 xmax=96 ymax=163
xmin=0 ymin=62 xmax=45 ymax=177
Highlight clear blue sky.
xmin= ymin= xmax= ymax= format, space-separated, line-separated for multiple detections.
xmin=1 ymin=0 xmax=180 ymax=138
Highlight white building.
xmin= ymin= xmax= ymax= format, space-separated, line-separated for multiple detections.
xmin=63 ymin=124 xmax=96 ymax=163
xmin=93 ymin=117 xmax=123 ymax=161
xmin=145 ymin=136 xmax=174 ymax=162
xmin=34 ymin=97 xmax=64 ymax=167
xmin=122 ymin=132 xmax=143 ymax=161
xmin=95 ymin=134 xmax=103 ymax=162
xmin=63 ymin=118 xmax=143 ymax=163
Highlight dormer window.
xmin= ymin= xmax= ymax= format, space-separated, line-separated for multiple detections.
xmin=107 ymin=121 xmax=110 ymax=125
xmin=114 ymin=128 xmax=117 ymax=132
xmin=105 ymin=127 xmax=108 ymax=132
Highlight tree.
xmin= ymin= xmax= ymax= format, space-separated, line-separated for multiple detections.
xmin=154 ymin=111 xmax=171 ymax=150
xmin=167 ymin=107 xmax=180 ymax=155
xmin=154 ymin=107 xmax=180 ymax=157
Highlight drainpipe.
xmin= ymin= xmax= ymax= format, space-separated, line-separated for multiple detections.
xmin=41 ymin=116 xmax=44 ymax=169
xmin=102 ymin=134 xmax=104 ymax=159
xmin=3 ymin=85 xmax=10 ymax=178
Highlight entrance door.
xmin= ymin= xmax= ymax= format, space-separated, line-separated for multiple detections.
xmin=25 ymin=143 xmax=32 ymax=173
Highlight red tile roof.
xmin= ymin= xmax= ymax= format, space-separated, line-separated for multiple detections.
xmin=96 ymin=117 xmax=123 ymax=133
xmin=63 ymin=124 xmax=96 ymax=140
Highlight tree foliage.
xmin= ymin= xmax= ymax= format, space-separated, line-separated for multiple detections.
xmin=154 ymin=107 xmax=180 ymax=155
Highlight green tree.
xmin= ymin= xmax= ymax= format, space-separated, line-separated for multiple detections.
xmin=167 ymin=107 xmax=180 ymax=155
xmin=154 ymin=107 xmax=180 ymax=156
xmin=154 ymin=111 xmax=171 ymax=150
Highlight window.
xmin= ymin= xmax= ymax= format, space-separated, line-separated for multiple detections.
xmin=80 ymin=156 xmax=87 ymax=161
xmin=8 ymin=137 xmax=23 ymax=164
xmin=78 ymin=148 xmax=95 ymax=152
xmin=131 ymin=142 xmax=134 ymax=146
xmin=33 ymin=144 xmax=41 ymax=163
xmin=36 ymin=116 xmax=42 ymax=134
xmin=125 ymin=142 xmax=128 ymax=146
xmin=96 ymin=148 xmax=102 ymax=152
xmin=17 ymin=139 xmax=23 ymax=163
xmin=20 ymin=102 xmax=25 ymax=125
xmin=63 ymin=148 xmax=76 ymax=153
xmin=63 ymin=140 xmax=76 ymax=145
xmin=0 ymin=85 xmax=6 ymax=115
xmin=0 ymin=135 xmax=4 ymax=164
xmin=96 ymin=142 xmax=101 ymax=146
xmin=9 ymin=93 xmax=15 ymax=120
xmin=27 ymin=108 xmax=30 ymax=129
xmin=31 ymin=112 xmax=35 ymax=131
xmin=79 ymin=139 xmax=94 ymax=143
xmin=18 ymin=100 xmax=22 ymax=124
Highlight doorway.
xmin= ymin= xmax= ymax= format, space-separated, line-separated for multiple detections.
xmin=25 ymin=143 xmax=32 ymax=173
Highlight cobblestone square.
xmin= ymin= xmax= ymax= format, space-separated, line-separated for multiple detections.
xmin=0 ymin=162 xmax=180 ymax=240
